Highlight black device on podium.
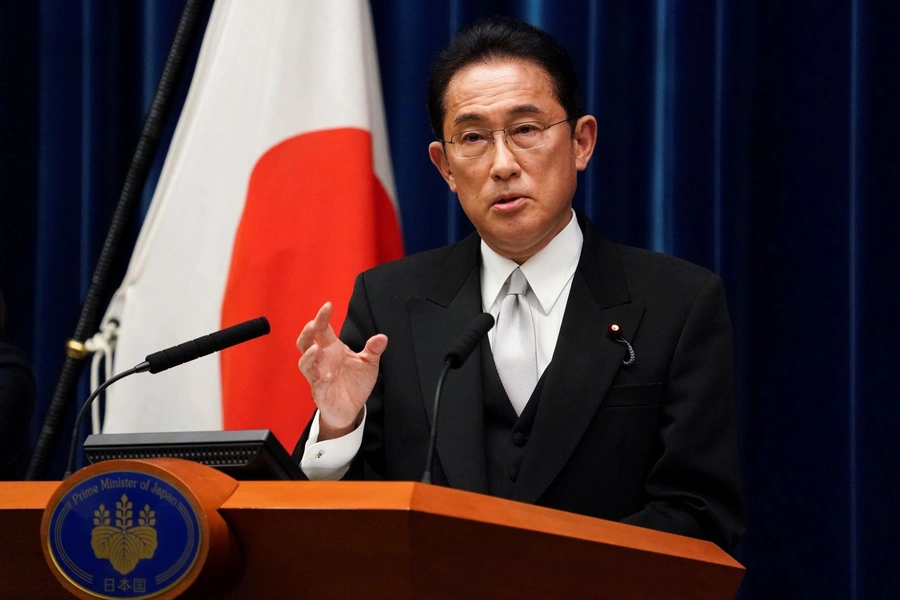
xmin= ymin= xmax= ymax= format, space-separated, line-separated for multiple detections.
xmin=83 ymin=429 xmax=302 ymax=480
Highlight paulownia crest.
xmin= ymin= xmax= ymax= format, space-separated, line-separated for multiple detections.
xmin=91 ymin=494 xmax=158 ymax=575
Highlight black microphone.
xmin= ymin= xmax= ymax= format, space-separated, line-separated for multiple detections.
xmin=444 ymin=313 xmax=495 ymax=368
xmin=136 ymin=316 xmax=270 ymax=374
xmin=64 ymin=317 xmax=270 ymax=478
xmin=422 ymin=313 xmax=494 ymax=484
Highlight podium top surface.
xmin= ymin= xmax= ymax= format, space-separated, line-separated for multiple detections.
xmin=218 ymin=480 xmax=741 ymax=569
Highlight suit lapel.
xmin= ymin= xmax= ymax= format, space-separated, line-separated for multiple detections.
xmin=512 ymin=216 xmax=645 ymax=504
xmin=407 ymin=234 xmax=489 ymax=494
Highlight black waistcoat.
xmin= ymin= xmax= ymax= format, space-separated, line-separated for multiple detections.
xmin=481 ymin=342 xmax=547 ymax=499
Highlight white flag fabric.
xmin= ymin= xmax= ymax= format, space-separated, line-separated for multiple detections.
xmin=100 ymin=0 xmax=403 ymax=449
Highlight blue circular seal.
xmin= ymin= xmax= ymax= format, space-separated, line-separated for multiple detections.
xmin=46 ymin=470 xmax=201 ymax=599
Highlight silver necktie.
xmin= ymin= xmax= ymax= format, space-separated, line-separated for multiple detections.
xmin=493 ymin=268 xmax=538 ymax=415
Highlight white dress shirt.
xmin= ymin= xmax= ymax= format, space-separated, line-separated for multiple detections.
xmin=480 ymin=210 xmax=582 ymax=379
xmin=300 ymin=210 xmax=583 ymax=480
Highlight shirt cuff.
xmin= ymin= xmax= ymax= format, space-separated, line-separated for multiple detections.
xmin=299 ymin=407 xmax=366 ymax=480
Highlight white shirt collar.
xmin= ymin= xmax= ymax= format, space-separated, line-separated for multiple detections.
xmin=480 ymin=210 xmax=583 ymax=314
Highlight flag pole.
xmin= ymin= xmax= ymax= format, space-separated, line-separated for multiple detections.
xmin=26 ymin=0 xmax=210 ymax=479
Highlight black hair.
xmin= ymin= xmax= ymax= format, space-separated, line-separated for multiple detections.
xmin=427 ymin=16 xmax=583 ymax=140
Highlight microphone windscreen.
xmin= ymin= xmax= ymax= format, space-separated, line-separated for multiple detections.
xmin=145 ymin=316 xmax=270 ymax=374
xmin=444 ymin=313 xmax=495 ymax=368
xmin=210 ymin=316 xmax=270 ymax=351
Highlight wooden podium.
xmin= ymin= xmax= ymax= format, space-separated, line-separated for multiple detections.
xmin=0 ymin=459 xmax=744 ymax=599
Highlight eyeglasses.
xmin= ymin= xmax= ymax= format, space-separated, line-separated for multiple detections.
xmin=441 ymin=118 xmax=575 ymax=160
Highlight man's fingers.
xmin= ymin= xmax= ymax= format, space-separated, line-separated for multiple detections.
xmin=311 ymin=302 xmax=339 ymax=346
xmin=297 ymin=302 xmax=338 ymax=352
xmin=361 ymin=334 xmax=388 ymax=361
xmin=297 ymin=345 xmax=320 ymax=378
xmin=298 ymin=346 xmax=336 ymax=401
xmin=296 ymin=321 xmax=315 ymax=352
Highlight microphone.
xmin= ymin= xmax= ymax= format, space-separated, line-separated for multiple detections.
xmin=444 ymin=313 xmax=495 ymax=368
xmin=137 ymin=316 xmax=270 ymax=374
xmin=64 ymin=316 xmax=270 ymax=478
xmin=422 ymin=313 xmax=494 ymax=484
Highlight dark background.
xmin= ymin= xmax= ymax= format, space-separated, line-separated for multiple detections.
xmin=2 ymin=1 xmax=898 ymax=598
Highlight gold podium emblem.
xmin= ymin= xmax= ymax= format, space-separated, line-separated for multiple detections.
xmin=91 ymin=494 xmax=158 ymax=575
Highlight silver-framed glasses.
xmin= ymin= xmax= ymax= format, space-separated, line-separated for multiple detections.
xmin=442 ymin=118 xmax=574 ymax=159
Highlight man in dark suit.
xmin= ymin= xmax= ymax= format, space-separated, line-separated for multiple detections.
xmin=292 ymin=17 xmax=745 ymax=552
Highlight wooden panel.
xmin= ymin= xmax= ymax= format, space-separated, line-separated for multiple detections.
xmin=1 ymin=477 xmax=744 ymax=600
xmin=0 ymin=483 xmax=71 ymax=600
xmin=409 ymin=482 xmax=740 ymax=568
xmin=219 ymin=509 xmax=414 ymax=599
xmin=219 ymin=481 xmax=744 ymax=599
xmin=407 ymin=511 xmax=740 ymax=599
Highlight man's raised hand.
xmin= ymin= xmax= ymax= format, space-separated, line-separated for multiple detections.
xmin=296 ymin=302 xmax=387 ymax=440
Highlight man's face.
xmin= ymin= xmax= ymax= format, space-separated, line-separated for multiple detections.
xmin=428 ymin=59 xmax=597 ymax=263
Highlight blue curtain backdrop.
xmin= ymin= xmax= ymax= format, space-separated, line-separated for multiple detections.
xmin=1 ymin=1 xmax=897 ymax=598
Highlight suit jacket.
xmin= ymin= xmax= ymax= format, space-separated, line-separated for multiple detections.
xmin=294 ymin=213 xmax=745 ymax=552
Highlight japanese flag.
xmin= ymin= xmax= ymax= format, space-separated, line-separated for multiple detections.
xmin=100 ymin=0 xmax=402 ymax=450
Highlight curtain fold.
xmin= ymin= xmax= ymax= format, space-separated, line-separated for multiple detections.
xmin=1 ymin=1 xmax=897 ymax=597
